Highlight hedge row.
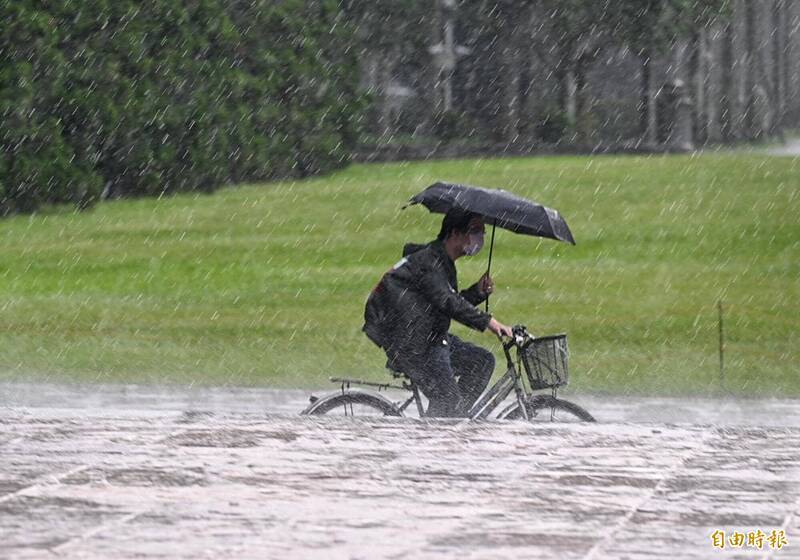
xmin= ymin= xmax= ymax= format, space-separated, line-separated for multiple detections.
xmin=0 ymin=0 xmax=364 ymax=214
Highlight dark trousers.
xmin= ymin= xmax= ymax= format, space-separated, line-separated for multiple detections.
xmin=394 ymin=334 xmax=495 ymax=418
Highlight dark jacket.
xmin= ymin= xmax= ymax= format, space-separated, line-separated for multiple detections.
xmin=363 ymin=239 xmax=492 ymax=361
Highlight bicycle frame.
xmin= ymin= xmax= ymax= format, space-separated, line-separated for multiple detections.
xmin=305 ymin=326 xmax=594 ymax=421
xmin=466 ymin=337 xmax=530 ymax=420
xmin=327 ymin=335 xmax=538 ymax=420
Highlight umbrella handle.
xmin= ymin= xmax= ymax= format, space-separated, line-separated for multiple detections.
xmin=484 ymin=221 xmax=496 ymax=313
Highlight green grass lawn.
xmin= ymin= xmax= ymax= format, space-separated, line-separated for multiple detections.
xmin=1 ymin=153 xmax=798 ymax=396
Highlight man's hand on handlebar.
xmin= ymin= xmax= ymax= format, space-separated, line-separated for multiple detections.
xmin=488 ymin=317 xmax=513 ymax=338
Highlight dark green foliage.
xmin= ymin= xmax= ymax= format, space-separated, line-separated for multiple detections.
xmin=603 ymin=0 xmax=730 ymax=56
xmin=433 ymin=110 xmax=472 ymax=141
xmin=535 ymin=110 xmax=571 ymax=144
xmin=0 ymin=0 xmax=364 ymax=215
xmin=0 ymin=1 xmax=103 ymax=214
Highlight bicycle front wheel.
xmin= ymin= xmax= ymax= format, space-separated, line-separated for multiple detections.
xmin=497 ymin=394 xmax=595 ymax=423
xmin=301 ymin=390 xmax=404 ymax=417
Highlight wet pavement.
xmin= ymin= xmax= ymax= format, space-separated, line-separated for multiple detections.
xmin=1 ymin=383 xmax=799 ymax=559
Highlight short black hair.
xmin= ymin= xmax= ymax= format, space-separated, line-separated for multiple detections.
xmin=437 ymin=208 xmax=480 ymax=241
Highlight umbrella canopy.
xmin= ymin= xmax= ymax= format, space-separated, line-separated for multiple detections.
xmin=405 ymin=182 xmax=575 ymax=245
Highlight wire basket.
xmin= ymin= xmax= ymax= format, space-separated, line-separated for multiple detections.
xmin=519 ymin=334 xmax=569 ymax=390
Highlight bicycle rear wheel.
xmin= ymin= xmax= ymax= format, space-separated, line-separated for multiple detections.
xmin=497 ymin=394 xmax=595 ymax=422
xmin=301 ymin=390 xmax=403 ymax=417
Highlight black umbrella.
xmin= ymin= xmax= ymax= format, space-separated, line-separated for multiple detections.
xmin=404 ymin=181 xmax=576 ymax=311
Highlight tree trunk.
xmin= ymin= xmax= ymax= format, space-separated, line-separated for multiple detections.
xmin=728 ymin=0 xmax=749 ymax=140
xmin=574 ymin=60 xmax=590 ymax=147
xmin=562 ymin=66 xmax=577 ymax=133
xmin=745 ymin=0 xmax=772 ymax=139
xmin=787 ymin=1 xmax=800 ymax=123
xmin=705 ymin=22 xmax=724 ymax=143
xmin=640 ymin=52 xmax=657 ymax=147
xmin=772 ymin=0 xmax=787 ymax=137
xmin=690 ymin=30 xmax=707 ymax=143
xmin=500 ymin=35 xmax=521 ymax=142
xmin=751 ymin=1 xmax=774 ymax=138
xmin=667 ymin=38 xmax=694 ymax=151
xmin=378 ymin=49 xmax=394 ymax=138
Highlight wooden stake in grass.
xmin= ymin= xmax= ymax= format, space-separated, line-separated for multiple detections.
xmin=718 ymin=300 xmax=725 ymax=388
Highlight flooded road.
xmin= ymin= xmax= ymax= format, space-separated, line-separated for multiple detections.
xmin=4 ymin=381 xmax=800 ymax=426
xmin=2 ymin=383 xmax=799 ymax=559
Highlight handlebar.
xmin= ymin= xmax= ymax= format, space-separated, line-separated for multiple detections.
xmin=498 ymin=324 xmax=533 ymax=351
xmin=495 ymin=324 xmax=530 ymax=367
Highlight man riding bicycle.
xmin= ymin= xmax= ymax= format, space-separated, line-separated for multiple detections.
xmin=363 ymin=208 xmax=514 ymax=417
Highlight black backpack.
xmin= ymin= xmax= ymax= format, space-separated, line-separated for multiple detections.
xmin=362 ymin=245 xmax=425 ymax=349
xmin=362 ymin=276 xmax=391 ymax=349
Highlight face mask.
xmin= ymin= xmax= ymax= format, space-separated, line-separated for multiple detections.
xmin=463 ymin=232 xmax=484 ymax=256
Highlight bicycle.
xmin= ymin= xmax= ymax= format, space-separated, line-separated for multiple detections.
xmin=301 ymin=325 xmax=595 ymax=422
